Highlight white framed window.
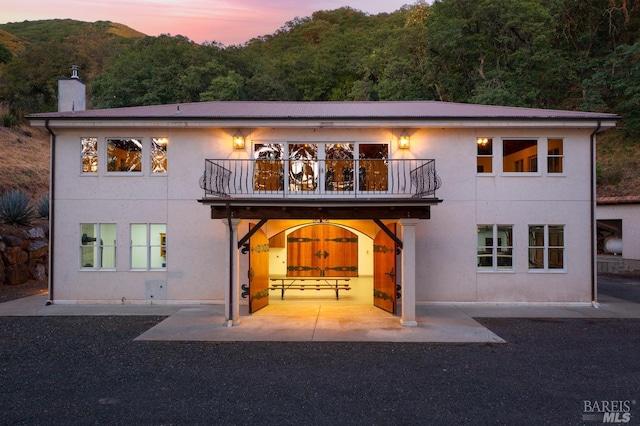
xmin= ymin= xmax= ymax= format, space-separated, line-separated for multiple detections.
xmin=503 ymin=139 xmax=538 ymax=173
xmin=81 ymin=137 xmax=98 ymax=174
xmin=529 ymin=225 xmax=565 ymax=271
xmin=547 ymin=138 xmax=564 ymax=174
xmin=131 ymin=224 xmax=167 ymax=270
xmin=477 ymin=225 xmax=513 ymax=271
xmin=80 ymin=223 xmax=116 ymax=270
xmin=476 ymin=138 xmax=493 ymax=173
xmin=151 ymin=137 xmax=168 ymax=174
xmin=107 ymin=138 xmax=142 ymax=173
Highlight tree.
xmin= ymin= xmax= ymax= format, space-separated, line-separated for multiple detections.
xmin=91 ymin=35 xmax=205 ymax=107
xmin=200 ymin=71 xmax=245 ymax=101
xmin=583 ymin=42 xmax=640 ymax=132
xmin=0 ymin=44 xmax=12 ymax=64
xmin=422 ymin=0 xmax=574 ymax=107
xmin=0 ymin=42 xmax=91 ymax=112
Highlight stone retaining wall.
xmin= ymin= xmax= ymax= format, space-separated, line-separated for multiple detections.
xmin=0 ymin=226 xmax=49 ymax=285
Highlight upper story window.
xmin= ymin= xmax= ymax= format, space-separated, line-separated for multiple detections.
xmin=503 ymin=139 xmax=538 ymax=173
xmin=476 ymin=138 xmax=493 ymax=173
xmin=359 ymin=143 xmax=388 ymax=191
xmin=254 ymin=143 xmax=284 ymax=191
xmin=151 ymin=137 xmax=168 ymax=174
xmin=107 ymin=138 xmax=142 ymax=173
xmin=252 ymin=142 xmax=389 ymax=194
xmin=81 ymin=137 xmax=98 ymax=173
xmin=325 ymin=143 xmax=354 ymax=191
xmin=547 ymin=138 xmax=563 ymax=174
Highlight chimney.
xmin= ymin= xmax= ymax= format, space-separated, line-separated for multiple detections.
xmin=58 ymin=65 xmax=86 ymax=112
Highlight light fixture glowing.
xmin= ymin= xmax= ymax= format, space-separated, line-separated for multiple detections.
xmin=232 ymin=130 xmax=245 ymax=149
xmin=398 ymin=130 xmax=410 ymax=149
xmin=477 ymin=137 xmax=489 ymax=146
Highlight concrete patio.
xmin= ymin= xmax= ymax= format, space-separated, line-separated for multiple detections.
xmin=1 ymin=289 xmax=639 ymax=343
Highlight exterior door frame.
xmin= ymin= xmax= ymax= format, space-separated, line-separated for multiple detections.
xmin=224 ymin=217 xmax=420 ymax=327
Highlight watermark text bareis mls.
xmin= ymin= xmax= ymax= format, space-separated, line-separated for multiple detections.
xmin=582 ymin=400 xmax=635 ymax=423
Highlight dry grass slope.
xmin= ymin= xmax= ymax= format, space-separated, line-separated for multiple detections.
xmin=0 ymin=126 xmax=50 ymax=201
xmin=0 ymin=29 xmax=29 ymax=55
xmin=596 ymin=130 xmax=640 ymax=198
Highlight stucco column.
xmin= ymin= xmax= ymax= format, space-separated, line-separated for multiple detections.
xmin=399 ymin=218 xmax=420 ymax=327
xmin=223 ymin=218 xmax=242 ymax=326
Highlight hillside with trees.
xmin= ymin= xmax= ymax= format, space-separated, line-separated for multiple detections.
xmin=0 ymin=0 xmax=639 ymax=197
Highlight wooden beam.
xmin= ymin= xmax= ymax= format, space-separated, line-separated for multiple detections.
xmin=210 ymin=205 xmax=431 ymax=220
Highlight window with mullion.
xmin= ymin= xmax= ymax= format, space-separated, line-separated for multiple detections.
xmin=80 ymin=223 xmax=116 ymax=270
xmin=529 ymin=225 xmax=564 ymax=271
xmin=547 ymin=138 xmax=564 ymax=174
xmin=131 ymin=223 xmax=167 ymax=270
xmin=477 ymin=224 xmax=513 ymax=271
xmin=476 ymin=138 xmax=493 ymax=173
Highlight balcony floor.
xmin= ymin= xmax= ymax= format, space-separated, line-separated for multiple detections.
xmin=199 ymin=197 xmax=442 ymax=220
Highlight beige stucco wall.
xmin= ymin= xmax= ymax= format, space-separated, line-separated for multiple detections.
xmin=49 ymin=124 xmax=596 ymax=304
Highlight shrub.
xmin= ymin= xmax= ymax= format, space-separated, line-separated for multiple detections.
xmin=603 ymin=168 xmax=624 ymax=185
xmin=595 ymin=163 xmax=603 ymax=185
xmin=2 ymin=113 xmax=19 ymax=128
xmin=0 ymin=189 xmax=35 ymax=225
xmin=37 ymin=192 xmax=49 ymax=218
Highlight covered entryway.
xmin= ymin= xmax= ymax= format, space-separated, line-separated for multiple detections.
xmin=203 ymin=199 xmax=440 ymax=327
xmin=247 ymin=222 xmax=380 ymax=310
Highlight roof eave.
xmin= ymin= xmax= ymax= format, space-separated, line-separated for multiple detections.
xmin=28 ymin=115 xmax=620 ymax=129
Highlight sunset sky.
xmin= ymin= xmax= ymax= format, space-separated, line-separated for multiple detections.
xmin=2 ymin=0 xmax=416 ymax=46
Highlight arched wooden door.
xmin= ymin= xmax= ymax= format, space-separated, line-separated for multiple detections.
xmin=286 ymin=224 xmax=358 ymax=277
xmin=249 ymin=225 xmax=269 ymax=313
xmin=373 ymin=223 xmax=397 ymax=313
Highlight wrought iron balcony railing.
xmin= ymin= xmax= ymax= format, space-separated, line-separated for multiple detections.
xmin=200 ymin=158 xmax=441 ymax=199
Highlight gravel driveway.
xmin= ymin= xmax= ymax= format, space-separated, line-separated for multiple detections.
xmin=1 ymin=276 xmax=639 ymax=425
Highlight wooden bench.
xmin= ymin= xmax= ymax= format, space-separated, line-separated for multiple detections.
xmin=269 ymin=277 xmax=351 ymax=300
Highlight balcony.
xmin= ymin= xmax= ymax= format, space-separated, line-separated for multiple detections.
xmin=200 ymin=158 xmax=441 ymax=199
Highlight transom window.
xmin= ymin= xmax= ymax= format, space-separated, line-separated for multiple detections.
xmin=477 ymin=225 xmax=513 ymax=271
xmin=503 ymin=139 xmax=538 ymax=173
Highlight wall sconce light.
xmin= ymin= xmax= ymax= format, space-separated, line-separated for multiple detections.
xmin=398 ymin=130 xmax=410 ymax=149
xmin=232 ymin=130 xmax=245 ymax=149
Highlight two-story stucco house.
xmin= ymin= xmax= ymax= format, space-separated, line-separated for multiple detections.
xmin=28 ymin=74 xmax=619 ymax=326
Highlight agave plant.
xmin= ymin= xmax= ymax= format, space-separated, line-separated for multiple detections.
xmin=37 ymin=192 xmax=49 ymax=219
xmin=0 ymin=189 xmax=35 ymax=225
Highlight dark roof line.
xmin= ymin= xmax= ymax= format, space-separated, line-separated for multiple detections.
xmin=28 ymin=100 xmax=621 ymax=121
